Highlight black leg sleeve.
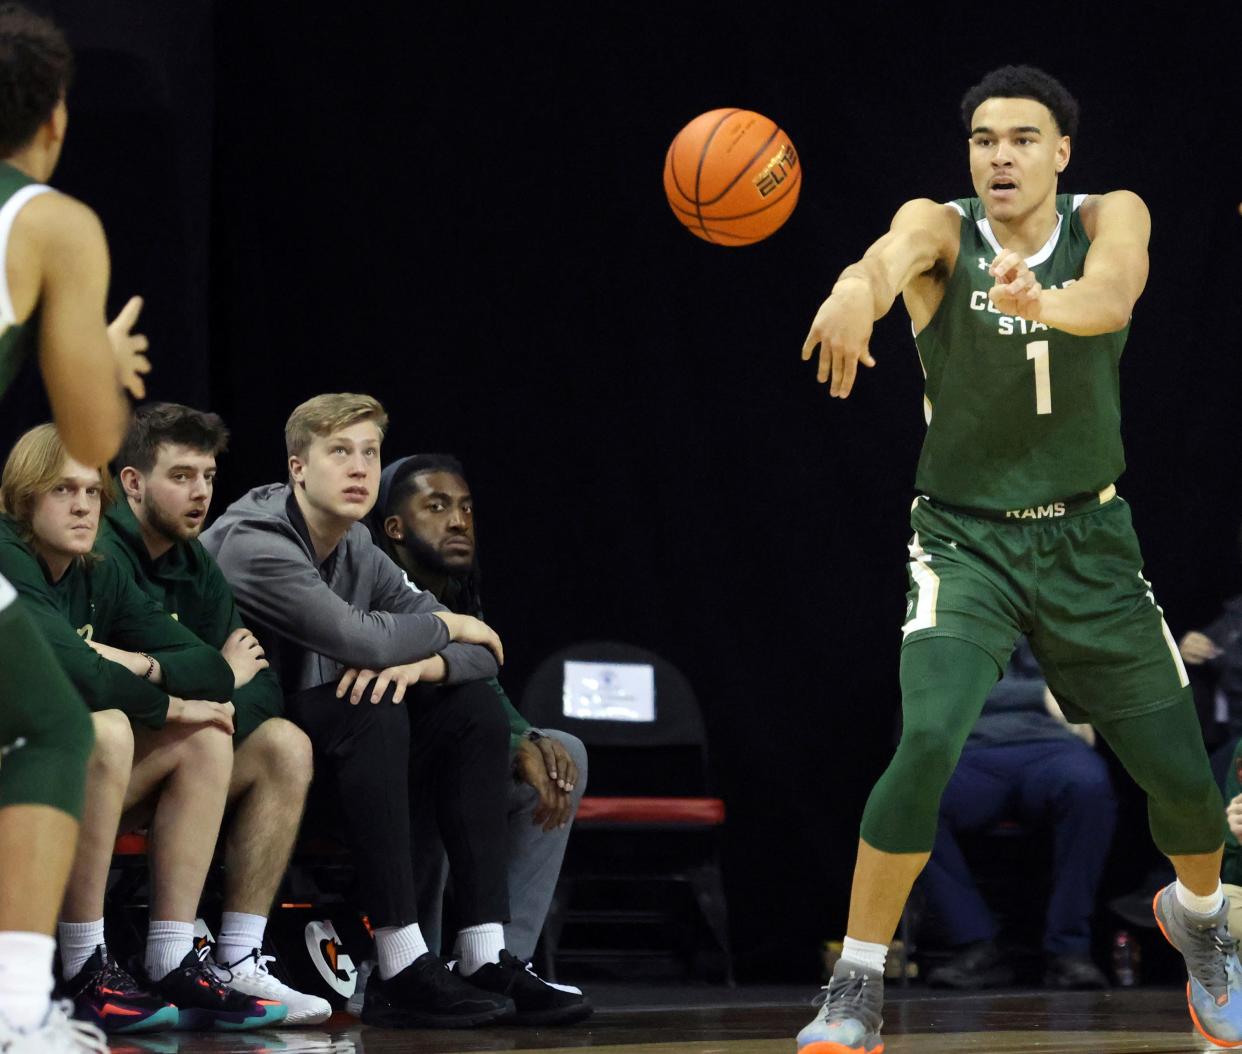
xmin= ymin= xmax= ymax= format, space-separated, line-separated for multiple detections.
xmin=286 ymin=682 xmax=418 ymax=929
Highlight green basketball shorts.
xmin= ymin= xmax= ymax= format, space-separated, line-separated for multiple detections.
xmin=0 ymin=572 xmax=93 ymax=818
xmin=901 ymin=489 xmax=1189 ymax=724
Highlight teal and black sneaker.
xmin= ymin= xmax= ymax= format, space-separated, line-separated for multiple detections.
xmin=62 ymin=947 xmax=179 ymax=1034
xmin=146 ymin=947 xmax=286 ymax=1031
xmin=1153 ymin=883 xmax=1242 ymax=1048
xmin=795 ymin=960 xmax=885 ymax=1053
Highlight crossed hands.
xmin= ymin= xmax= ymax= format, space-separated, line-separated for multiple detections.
xmin=513 ymin=735 xmax=579 ymax=832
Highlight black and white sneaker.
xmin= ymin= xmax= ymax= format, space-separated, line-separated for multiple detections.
xmin=456 ymin=951 xmax=592 ymax=1025
xmin=360 ymin=953 xmax=514 ymax=1029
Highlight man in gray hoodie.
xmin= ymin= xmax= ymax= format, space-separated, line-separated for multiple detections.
xmin=201 ymin=393 xmax=588 ymax=1029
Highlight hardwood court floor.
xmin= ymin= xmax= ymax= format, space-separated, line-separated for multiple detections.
xmin=108 ymin=985 xmax=1224 ymax=1053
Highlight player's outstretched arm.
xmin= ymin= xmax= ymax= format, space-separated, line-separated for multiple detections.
xmin=989 ymin=191 xmax=1149 ymax=336
xmin=30 ymin=194 xmax=141 ymax=466
xmin=802 ymin=199 xmax=956 ymax=398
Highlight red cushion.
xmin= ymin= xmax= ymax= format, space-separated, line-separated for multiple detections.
xmin=114 ymin=832 xmax=149 ymax=855
xmin=576 ymin=796 xmax=725 ymax=825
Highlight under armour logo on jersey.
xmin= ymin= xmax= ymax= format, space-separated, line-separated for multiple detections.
xmin=979 ymin=257 xmax=991 ymax=272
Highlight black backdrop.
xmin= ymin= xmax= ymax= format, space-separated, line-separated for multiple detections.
xmin=16 ymin=1 xmax=1242 ymax=979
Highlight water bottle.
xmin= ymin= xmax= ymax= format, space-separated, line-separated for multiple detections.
xmin=1112 ymin=930 xmax=1140 ymax=987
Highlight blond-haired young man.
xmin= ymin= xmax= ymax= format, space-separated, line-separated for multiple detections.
xmin=0 ymin=425 xmax=286 ymax=1033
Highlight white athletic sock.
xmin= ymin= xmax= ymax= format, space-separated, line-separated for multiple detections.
xmin=0 ymin=932 xmax=55 ymax=1031
xmin=145 ymin=920 xmax=196 ymax=982
xmin=1176 ymin=880 xmax=1225 ymax=917
xmin=840 ymin=936 xmax=888 ymax=975
xmin=57 ymin=919 xmax=105 ymax=980
xmin=455 ymin=923 xmax=504 ymax=976
xmin=374 ymin=924 xmax=429 ymax=980
xmin=214 ymin=912 xmax=268 ymax=969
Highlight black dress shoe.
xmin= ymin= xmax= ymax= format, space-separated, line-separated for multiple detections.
xmin=926 ymin=941 xmax=1015 ymax=990
xmin=1044 ymin=953 xmax=1110 ymax=990
xmin=360 ymin=953 xmax=515 ymax=1029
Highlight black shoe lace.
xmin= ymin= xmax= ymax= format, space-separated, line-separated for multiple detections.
xmin=184 ymin=944 xmax=233 ymax=998
xmin=95 ymin=954 xmax=143 ymax=997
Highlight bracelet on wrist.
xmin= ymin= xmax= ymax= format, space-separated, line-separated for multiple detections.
xmin=140 ymin=652 xmax=156 ymax=681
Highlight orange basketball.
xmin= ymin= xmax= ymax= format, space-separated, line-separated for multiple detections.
xmin=663 ymin=108 xmax=802 ymax=246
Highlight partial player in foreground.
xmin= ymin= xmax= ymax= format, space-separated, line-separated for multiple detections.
xmin=796 ymin=66 xmax=1237 ymax=1052
xmin=0 ymin=3 xmax=148 ymax=1050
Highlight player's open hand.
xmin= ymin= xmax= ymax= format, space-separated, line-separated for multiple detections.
xmin=107 ymin=295 xmax=151 ymax=399
xmin=987 ymin=251 xmax=1043 ymax=320
xmin=801 ymin=282 xmax=877 ymax=398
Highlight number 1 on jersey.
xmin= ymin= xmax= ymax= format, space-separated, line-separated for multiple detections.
xmin=1026 ymin=340 xmax=1051 ymax=415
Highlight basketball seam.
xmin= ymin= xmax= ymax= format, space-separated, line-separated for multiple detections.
xmin=693 ymin=110 xmax=741 ymax=243
xmin=679 ymin=224 xmax=760 ymax=243
xmin=697 ymin=117 xmax=781 ymax=207
xmin=667 ymin=166 xmax=802 ymax=223
xmin=667 ymin=132 xmax=702 ymax=208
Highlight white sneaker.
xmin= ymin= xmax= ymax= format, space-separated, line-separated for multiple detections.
xmin=0 ymin=1001 xmax=108 ymax=1052
xmin=219 ymin=949 xmax=332 ymax=1026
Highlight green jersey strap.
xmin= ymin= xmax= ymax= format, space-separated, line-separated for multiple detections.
xmin=0 ymin=163 xmax=53 ymax=400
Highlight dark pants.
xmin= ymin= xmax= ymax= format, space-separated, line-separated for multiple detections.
xmin=920 ymin=738 xmax=1116 ymax=957
xmin=287 ymin=678 xmax=512 ymax=930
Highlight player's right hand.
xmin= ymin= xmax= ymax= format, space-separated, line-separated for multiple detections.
xmin=1179 ymin=630 xmax=1222 ymax=665
xmin=221 ymin=626 xmax=269 ymax=690
xmin=107 ymin=294 xmax=151 ymax=399
xmin=801 ymin=282 xmax=877 ymax=399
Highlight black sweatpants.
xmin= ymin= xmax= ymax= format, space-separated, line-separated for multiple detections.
xmin=287 ymin=677 xmax=511 ymax=930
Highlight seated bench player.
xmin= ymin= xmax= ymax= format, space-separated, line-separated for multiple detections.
xmin=0 ymin=424 xmax=287 ymax=1033
xmin=95 ymin=403 xmax=328 ymax=1024
xmin=203 ymin=393 xmax=587 ymax=1027
xmin=373 ymin=453 xmax=589 ymax=1009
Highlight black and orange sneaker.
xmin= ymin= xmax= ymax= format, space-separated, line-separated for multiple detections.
xmin=147 ymin=947 xmax=287 ymax=1031
xmin=62 ymin=946 xmax=179 ymax=1034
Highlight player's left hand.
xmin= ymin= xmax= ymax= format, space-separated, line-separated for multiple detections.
xmin=987 ymin=251 xmax=1043 ymax=320
xmin=107 ymin=295 xmax=151 ymax=399
xmin=336 ymin=659 xmax=434 ymax=705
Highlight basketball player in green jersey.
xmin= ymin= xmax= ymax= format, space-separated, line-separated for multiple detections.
xmin=795 ymin=66 xmax=1241 ymax=1053
xmin=0 ymin=4 xmax=150 ymax=1049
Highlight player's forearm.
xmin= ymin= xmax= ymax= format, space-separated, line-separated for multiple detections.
xmin=1039 ymin=280 xmax=1132 ymax=336
xmin=834 ymin=260 xmax=899 ymax=322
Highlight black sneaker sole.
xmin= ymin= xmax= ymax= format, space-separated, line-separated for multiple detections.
xmin=513 ymin=999 xmax=594 ymax=1026
xmin=360 ymin=998 xmax=515 ymax=1029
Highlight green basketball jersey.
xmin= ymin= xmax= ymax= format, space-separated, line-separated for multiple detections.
xmin=912 ymin=193 xmax=1128 ymax=511
xmin=0 ymin=161 xmax=52 ymax=402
